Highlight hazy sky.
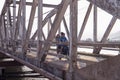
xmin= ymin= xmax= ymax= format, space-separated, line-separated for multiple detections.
xmin=0 ymin=0 xmax=5 ymax=13
xmin=0 ymin=0 xmax=120 ymax=41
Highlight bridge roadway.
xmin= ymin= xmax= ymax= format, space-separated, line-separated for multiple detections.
xmin=0 ymin=45 xmax=120 ymax=80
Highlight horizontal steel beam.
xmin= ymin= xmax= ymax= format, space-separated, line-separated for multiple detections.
xmin=16 ymin=1 xmax=58 ymax=8
xmin=0 ymin=61 xmax=23 ymax=67
xmin=78 ymin=41 xmax=120 ymax=48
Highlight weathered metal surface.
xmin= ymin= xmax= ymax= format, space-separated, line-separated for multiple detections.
xmin=0 ymin=49 xmax=63 ymax=80
xmin=0 ymin=61 xmax=23 ymax=67
xmin=1 ymin=0 xmax=120 ymax=80
xmin=87 ymin=0 xmax=120 ymax=18
xmin=76 ymin=55 xmax=120 ymax=80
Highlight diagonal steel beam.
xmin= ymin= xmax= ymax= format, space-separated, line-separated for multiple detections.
xmin=78 ymin=3 xmax=93 ymax=41
xmin=1 ymin=0 xmax=12 ymax=15
xmin=7 ymin=7 xmax=13 ymax=39
xmin=6 ymin=8 xmax=12 ymax=39
xmin=31 ymin=9 xmax=57 ymax=40
xmin=87 ymin=0 xmax=120 ymax=19
xmin=63 ymin=16 xmax=70 ymax=40
xmin=3 ymin=16 xmax=7 ymax=41
xmin=15 ymin=0 xmax=22 ymax=39
xmin=93 ymin=17 xmax=117 ymax=54
xmin=39 ymin=0 xmax=71 ymax=62
xmin=22 ymin=0 xmax=37 ymax=54
xmin=0 ymin=16 xmax=3 ymax=45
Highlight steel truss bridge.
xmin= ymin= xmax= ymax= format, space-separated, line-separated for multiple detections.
xmin=0 ymin=0 xmax=120 ymax=80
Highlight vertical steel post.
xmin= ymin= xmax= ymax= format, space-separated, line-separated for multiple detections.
xmin=38 ymin=0 xmax=43 ymax=63
xmin=68 ymin=0 xmax=78 ymax=80
xmin=13 ymin=0 xmax=16 ymax=40
xmin=93 ymin=5 xmax=97 ymax=42
xmin=21 ymin=0 xmax=26 ymax=57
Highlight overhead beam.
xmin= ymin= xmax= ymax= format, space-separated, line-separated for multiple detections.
xmin=87 ymin=0 xmax=120 ymax=19
xmin=16 ymin=1 xmax=58 ymax=8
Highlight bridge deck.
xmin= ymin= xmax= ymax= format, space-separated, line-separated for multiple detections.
xmin=0 ymin=44 xmax=119 ymax=80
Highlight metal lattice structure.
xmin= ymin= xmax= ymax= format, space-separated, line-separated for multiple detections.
xmin=0 ymin=0 xmax=120 ymax=80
